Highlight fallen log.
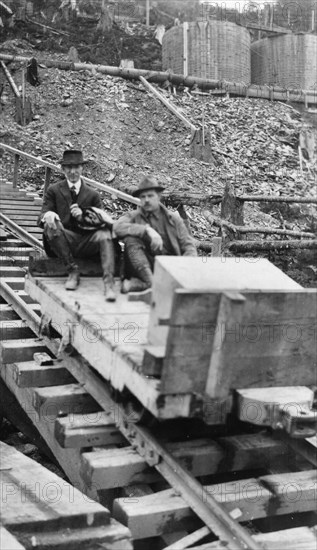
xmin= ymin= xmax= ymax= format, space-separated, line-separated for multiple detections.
xmin=0 ymin=53 xmax=316 ymax=105
xmin=227 ymin=240 xmax=317 ymax=252
xmin=239 ymin=195 xmax=317 ymax=204
xmin=204 ymin=211 xmax=316 ymax=239
xmin=163 ymin=191 xmax=222 ymax=208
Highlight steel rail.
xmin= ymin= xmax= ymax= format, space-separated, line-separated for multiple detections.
xmin=0 ymin=212 xmax=43 ymax=250
xmin=0 ymin=270 xmax=262 ymax=550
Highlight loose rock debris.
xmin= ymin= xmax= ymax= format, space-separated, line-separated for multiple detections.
xmin=0 ymin=54 xmax=316 ymax=285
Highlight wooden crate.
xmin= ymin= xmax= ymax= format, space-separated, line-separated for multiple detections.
xmin=145 ymin=257 xmax=316 ymax=398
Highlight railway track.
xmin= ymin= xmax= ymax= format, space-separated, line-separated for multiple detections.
xmin=0 ymin=188 xmax=317 ymax=549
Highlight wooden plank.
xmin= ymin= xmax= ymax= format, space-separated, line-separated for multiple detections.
xmin=0 ymin=206 xmax=42 ymax=212
xmin=142 ymin=345 xmax=165 ymax=376
xmin=0 ymin=227 xmax=7 ymax=240
xmin=113 ymin=470 xmax=317 ymax=539
xmin=188 ymin=526 xmax=317 ymax=550
xmin=81 ymin=433 xmax=285 ymax=490
xmin=0 ymin=266 xmax=26 ymax=276
xmin=1 ymin=277 xmax=26 ymax=290
xmin=0 ymin=441 xmax=111 ymax=531
xmin=0 ymin=240 xmax=32 ymax=247
xmin=55 ymin=412 xmax=124 ymax=448
xmin=0 ymin=363 xmax=99 ymax=498
xmin=0 ymin=526 xmax=25 ymax=550
xmin=206 ymin=290 xmax=317 ymax=398
xmin=0 ymin=305 xmax=20 ymax=320
xmin=159 ymin=288 xmax=317 ymax=395
xmin=0 ymin=320 xmax=35 ymax=340
xmin=11 ymin=360 xmax=74 ymax=388
xmin=4 ymin=217 xmax=38 ymax=226
xmin=12 ymin=520 xmax=132 ymax=549
xmin=33 ymin=384 xmax=101 ymax=418
xmin=0 ymin=339 xmax=48 ymax=363
xmin=1 ymin=248 xmax=32 ymax=256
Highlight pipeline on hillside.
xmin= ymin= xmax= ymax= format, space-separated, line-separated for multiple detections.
xmin=0 ymin=53 xmax=316 ymax=105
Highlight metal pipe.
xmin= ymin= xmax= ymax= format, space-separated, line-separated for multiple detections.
xmin=0 ymin=53 xmax=316 ymax=104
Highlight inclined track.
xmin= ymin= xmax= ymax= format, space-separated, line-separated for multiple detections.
xmin=1 ymin=216 xmax=317 ymax=550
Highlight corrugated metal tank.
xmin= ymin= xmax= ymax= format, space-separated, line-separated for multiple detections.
xmin=162 ymin=20 xmax=251 ymax=83
xmin=251 ymin=34 xmax=317 ymax=90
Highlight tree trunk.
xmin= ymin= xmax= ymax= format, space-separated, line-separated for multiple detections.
xmin=97 ymin=0 xmax=113 ymax=33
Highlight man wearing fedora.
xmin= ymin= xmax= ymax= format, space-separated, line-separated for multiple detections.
xmin=113 ymin=175 xmax=197 ymax=293
xmin=39 ymin=149 xmax=116 ymax=301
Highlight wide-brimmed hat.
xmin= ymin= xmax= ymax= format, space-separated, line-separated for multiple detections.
xmin=132 ymin=176 xmax=165 ymax=197
xmin=59 ymin=149 xmax=88 ymax=166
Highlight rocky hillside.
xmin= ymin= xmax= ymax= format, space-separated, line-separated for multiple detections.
xmin=0 ymin=42 xmax=316 ymax=285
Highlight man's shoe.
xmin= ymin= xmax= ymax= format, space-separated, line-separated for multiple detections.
xmin=121 ymin=277 xmax=150 ymax=293
xmin=65 ymin=269 xmax=80 ymax=291
xmin=104 ymin=275 xmax=116 ymax=302
xmin=128 ymin=288 xmax=152 ymax=305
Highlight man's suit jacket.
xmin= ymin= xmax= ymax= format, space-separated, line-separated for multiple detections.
xmin=38 ymin=178 xmax=102 ymax=231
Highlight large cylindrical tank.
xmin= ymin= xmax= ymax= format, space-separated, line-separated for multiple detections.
xmin=251 ymin=34 xmax=317 ymax=90
xmin=162 ymin=20 xmax=251 ymax=83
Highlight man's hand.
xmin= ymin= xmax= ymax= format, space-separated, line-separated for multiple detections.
xmin=145 ymin=226 xmax=163 ymax=253
xmin=43 ymin=211 xmax=60 ymax=229
xmin=70 ymin=203 xmax=83 ymax=222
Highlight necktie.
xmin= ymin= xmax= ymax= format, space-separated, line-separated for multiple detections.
xmin=70 ymin=186 xmax=77 ymax=204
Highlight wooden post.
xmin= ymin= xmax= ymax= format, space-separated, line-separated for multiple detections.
xmin=13 ymin=154 xmax=20 ymax=188
xmin=220 ymin=182 xmax=244 ymax=241
xmin=183 ymin=22 xmax=189 ymax=77
xmin=211 ymin=237 xmax=222 ymax=257
xmin=177 ymin=204 xmax=192 ymax=234
xmin=43 ymin=166 xmax=52 ymax=198
xmin=146 ymin=0 xmax=150 ymax=26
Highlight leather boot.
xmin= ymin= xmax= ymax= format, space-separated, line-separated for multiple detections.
xmin=104 ymin=274 xmax=116 ymax=302
xmin=121 ymin=277 xmax=150 ymax=293
xmin=44 ymin=224 xmax=80 ymax=290
xmin=124 ymin=238 xmax=153 ymax=288
xmin=65 ymin=267 xmax=80 ymax=291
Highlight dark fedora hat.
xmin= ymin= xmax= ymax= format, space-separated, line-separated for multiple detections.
xmin=59 ymin=149 xmax=88 ymax=166
xmin=132 ymin=175 xmax=165 ymax=197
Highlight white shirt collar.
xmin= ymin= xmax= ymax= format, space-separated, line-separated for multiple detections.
xmin=66 ymin=178 xmax=82 ymax=194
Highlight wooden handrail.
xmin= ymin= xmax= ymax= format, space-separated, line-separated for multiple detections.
xmin=0 ymin=143 xmax=140 ymax=205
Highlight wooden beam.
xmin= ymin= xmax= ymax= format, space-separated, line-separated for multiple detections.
xmin=0 ymin=526 xmax=25 ymax=550
xmin=55 ymin=412 xmax=124 ymax=448
xmin=11 ymin=360 xmax=74 ymax=388
xmin=0 ymin=441 xmax=110 ymax=531
xmin=0 ymin=339 xmax=48 ymax=363
xmin=0 ymin=61 xmax=20 ymax=97
xmin=187 ymin=526 xmax=317 ymax=550
xmin=113 ymin=470 xmax=317 ymax=539
xmin=81 ymin=433 xmax=285 ymax=490
xmin=139 ymin=76 xmax=197 ymax=132
xmin=32 ymin=384 xmax=101 ymax=419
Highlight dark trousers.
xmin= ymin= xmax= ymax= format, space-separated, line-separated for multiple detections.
xmin=43 ymin=221 xmax=115 ymax=278
xmin=124 ymin=236 xmax=154 ymax=287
